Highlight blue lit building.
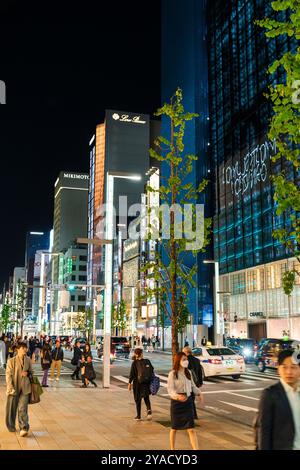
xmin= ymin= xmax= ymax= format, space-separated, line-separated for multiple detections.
xmin=161 ymin=0 xmax=214 ymax=344
xmin=162 ymin=0 xmax=300 ymax=343
xmin=208 ymin=0 xmax=300 ymax=341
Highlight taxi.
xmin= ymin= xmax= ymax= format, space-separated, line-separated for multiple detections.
xmin=192 ymin=346 xmax=246 ymax=380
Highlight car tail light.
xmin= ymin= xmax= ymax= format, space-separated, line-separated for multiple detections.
xmin=208 ymin=358 xmax=222 ymax=365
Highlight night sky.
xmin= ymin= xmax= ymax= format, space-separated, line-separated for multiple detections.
xmin=0 ymin=0 xmax=161 ymax=288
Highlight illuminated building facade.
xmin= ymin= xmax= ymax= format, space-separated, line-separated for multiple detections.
xmin=208 ymin=0 xmax=300 ymax=340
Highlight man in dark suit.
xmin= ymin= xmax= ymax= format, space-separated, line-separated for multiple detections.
xmin=255 ymin=349 xmax=300 ymax=450
xmin=183 ymin=346 xmax=203 ymax=419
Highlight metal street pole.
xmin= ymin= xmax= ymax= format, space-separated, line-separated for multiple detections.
xmin=204 ymin=260 xmax=221 ymax=345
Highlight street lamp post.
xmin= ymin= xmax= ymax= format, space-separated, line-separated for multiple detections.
xmin=76 ymin=171 xmax=141 ymax=388
xmin=103 ymin=171 xmax=141 ymax=388
xmin=203 ymin=260 xmax=221 ymax=345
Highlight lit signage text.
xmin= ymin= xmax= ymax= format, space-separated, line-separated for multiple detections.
xmin=112 ymin=113 xmax=147 ymax=124
xmin=222 ymin=139 xmax=277 ymax=197
xmin=63 ymin=173 xmax=89 ymax=180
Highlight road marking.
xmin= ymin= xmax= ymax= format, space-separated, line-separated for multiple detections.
xmin=112 ymin=375 xmax=129 ymax=384
xmin=224 ymin=391 xmax=260 ymax=401
xmin=200 ymin=387 xmax=264 ymax=395
xmin=241 ymin=374 xmax=270 ymax=382
xmin=218 ymin=400 xmax=258 ymax=412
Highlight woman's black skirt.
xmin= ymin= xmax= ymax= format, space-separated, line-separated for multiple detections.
xmin=170 ymin=395 xmax=195 ymax=430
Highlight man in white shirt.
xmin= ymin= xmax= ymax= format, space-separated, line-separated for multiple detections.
xmin=255 ymin=348 xmax=300 ymax=450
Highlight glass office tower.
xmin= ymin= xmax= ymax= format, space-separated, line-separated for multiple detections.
xmin=208 ymin=0 xmax=300 ymax=340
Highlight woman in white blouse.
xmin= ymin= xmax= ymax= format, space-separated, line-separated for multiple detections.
xmin=167 ymin=352 xmax=203 ymax=450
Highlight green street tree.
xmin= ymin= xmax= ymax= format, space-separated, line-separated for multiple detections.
xmin=257 ymin=1 xmax=300 ymax=296
xmin=141 ymin=88 xmax=212 ymax=360
xmin=85 ymin=307 xmax=94 ymax=342
xmin=112 ymin=300 xmax=128 ymax=335
xmin=73 ymin=312 xmax=86 ymax=336
xmin=0 ymin=303 xmax=17 ymax=334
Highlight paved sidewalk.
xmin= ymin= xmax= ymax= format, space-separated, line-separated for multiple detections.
xmin=0 ymin=368 xmax=254 ymax=450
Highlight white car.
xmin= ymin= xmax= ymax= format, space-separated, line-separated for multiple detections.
xmin=192 ymin=346 xmax=246 ymax=380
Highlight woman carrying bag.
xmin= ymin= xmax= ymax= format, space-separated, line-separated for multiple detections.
xmin=128 ymin=348 xmax=154 ymax=421
xmin=41 ymin=341 xmax=52 ymax=387
xmin=167 ymin=352 xmax=203 ymax=450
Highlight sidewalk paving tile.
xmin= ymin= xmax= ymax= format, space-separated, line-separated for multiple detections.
xmin=0 ymin=374 xmax=254 ymax=450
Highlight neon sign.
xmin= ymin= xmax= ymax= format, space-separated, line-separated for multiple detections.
xmin=222 ymin=139 xmax=277 ymax=197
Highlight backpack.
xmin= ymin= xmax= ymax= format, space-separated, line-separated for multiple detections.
xmin=136 ymin=359 xmax=153 ymax=384
xmin=150 ymin=374 xmax=160 ymax=395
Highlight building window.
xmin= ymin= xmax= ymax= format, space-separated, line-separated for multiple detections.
xmin=71 ymin=295 xmax=75 ymax=301
xmin=79 ymin=275 xmax=87 ymax=282
xmin=79 ymin=265 xmax=86 ymax=271
xmin=80 ymin=255 xmax=87 ymax=262
xmin=78 ymin=305 xmax=85 ymax=312
xmin=78 ymin=295 xmax=86 ymax=301
xmin=72 ymin=275 xmax=76 ymax=281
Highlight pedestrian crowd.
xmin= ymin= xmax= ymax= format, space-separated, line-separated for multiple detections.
xmin=1 ymin=332 xmax=300 ymax=450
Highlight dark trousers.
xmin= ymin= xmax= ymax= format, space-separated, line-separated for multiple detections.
xmin=136 ymin=395 xmax=151 ymax=418
xmin=6 ymin=392 xmax=30 ymax=432
xmin=191 ymin=392 xmax=198 ymax=419
xmin=72 ymin=365 xmax=81 ymax=379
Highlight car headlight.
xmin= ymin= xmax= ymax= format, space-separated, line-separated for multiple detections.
xmin=243 ymin=348 xmax=251 ymax=356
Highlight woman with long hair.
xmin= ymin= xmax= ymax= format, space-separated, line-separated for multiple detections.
xmin=41 ymin=341 xmax=52 ymax=387
xmin=167 ymin=352 xmax=203 ymax=450
xmin=80 ymin=343 xmax=97 ymax=388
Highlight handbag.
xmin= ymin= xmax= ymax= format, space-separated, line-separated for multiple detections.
xmin=150 ymin=374 xmax=160 ymax=395
xmin=29 ymin=375 xmax=44 ymax=405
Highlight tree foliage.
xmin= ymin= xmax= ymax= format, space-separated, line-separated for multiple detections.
xmin=141 ymin=88 xmax=212 ymax=360
xmin=0 ymin=303 xmax=17 ymax=333
xmin=112 ymin=300 xmax=128 ymax=334
xmin=257 ymin=0 xmax=300 ymax=294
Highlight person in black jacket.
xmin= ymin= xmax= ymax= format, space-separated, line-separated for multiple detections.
xmin=80 ymin=343 xmax=92 ymax=385
xmin=255 ymin=349 xmax=300 ymax=450
xmin=50 ymin=340 xmax=64 ymax=382
xmin=71 ymin=340 xmax=82 ymax=380
xmin=183 ymin=347 xmax=203 ymax=419
xmin=128 ymin=348 xmax=154 ymax=420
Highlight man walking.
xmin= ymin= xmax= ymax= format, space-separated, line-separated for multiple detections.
xmin=5 ymin=341 xmax=33 ymax=436
xmin=71 ymin=340 xmax=82 ymax=380
xmin=255 ymin=349 xmax=300 ymax=450
xmin=183 ymin=346 xmax=203 ymax=419
xmin=50 ymin=340 xmax=64 ymax=382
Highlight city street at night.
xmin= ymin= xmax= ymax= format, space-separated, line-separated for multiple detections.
xmin=1 ymin=0 xmax=300 ymax=460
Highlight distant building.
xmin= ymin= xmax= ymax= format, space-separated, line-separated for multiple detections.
xmin=25 ymin=231 xmax=50 ymax=316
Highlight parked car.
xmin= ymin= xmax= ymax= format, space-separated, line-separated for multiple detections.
xmin=70 ymin=337 xmax=87 ymax=351
xmin=225 ymin=338 xmax=257 ymax=363
xmin=97 ymin=336 xmax=130 ymax=359
xmin=57 ymin=335 xmax=71 ymax=348
xmin=192 ymin=346 xmax=246 ymax=379
xmin=255 ymin=338 xmax=295 ymax=372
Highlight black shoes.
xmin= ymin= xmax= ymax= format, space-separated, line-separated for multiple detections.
xmin=134 ymin=416 xmax=141 ymax=421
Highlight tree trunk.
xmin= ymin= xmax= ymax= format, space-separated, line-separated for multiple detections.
xmin=170 ymin=122 xmax=179 ymax=364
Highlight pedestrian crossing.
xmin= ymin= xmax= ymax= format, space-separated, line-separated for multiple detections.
xmin=111 ymin=368 xmax=278 ymax=389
